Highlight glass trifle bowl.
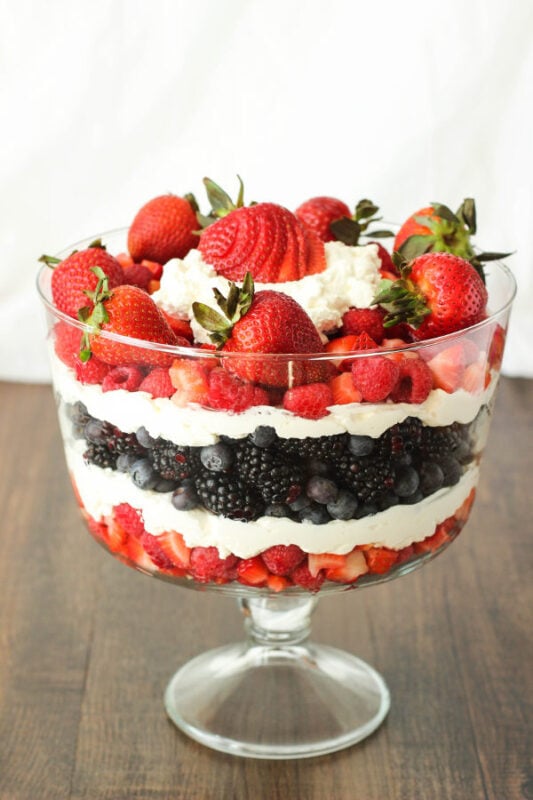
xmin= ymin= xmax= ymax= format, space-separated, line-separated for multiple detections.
xmin=37 ymin=228 xmax=516 ymax=759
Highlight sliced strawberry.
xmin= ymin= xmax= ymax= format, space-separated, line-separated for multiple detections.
xmin=237 ymin=556 xmax=270 ymax=586
xmin=488 ymin=323 xmax=506 ymax=370
xmin=462 ymin=361 xmax=486 ymax=394
xmin=104 ymin=517 xmax=128 ymax=554
xmin=267 ymin=574 xmax=290 ymax=592
xmin=329 ymin=372 xmax=362 ymax=405
xmin=169 ymin=358 xmax=210 ymax=406
xmin=325 ymin=550 xmax=369 ymax=584
xmin=363 ymin=546 xmax=399 ymax=575
xmin=413 ymin=524 xmax=451 ymax=554
xmin=426 ymin=343 xmax=466 ymax=393
xmin=157 ymin=530 xmax=191 ymax=568
xmin=161 ymin=310 xmax=194 ymax=342
xmin=308 ymin=552 xmax=346 ymax=577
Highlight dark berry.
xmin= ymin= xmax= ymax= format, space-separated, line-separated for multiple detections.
xmin=419 ymin=462 xmax=445 ymax=496
xmin=129 ymin=458 xmax=160 ymax=490
xmin=348 ymin=435 xmax=375 ymax=457
xmin=171 ymin=482 xmax=199 ymax=511
xmin=299 ymin=504 xmax=331 ymax=524
xmin=153 ymin=477 xmax=178 ymax=493
xmin=400 ymin=490 xmax=425 ymax=505
xmin=379 ymin=491 xmax=400 ymax=511
xmin=353 ymin=503 xmax=378 ymax=519
xmin=264 ymin=503 xmax=292 ymax=518
xmin=393 ymin=467 xmax=420 ymax=498
xmin=116 ymin=453 xmax=139 ymax=472
xmin=327 ymin=490 xmax=358 ymax=520
xmin=306 ymin=476 xmax=338 ymax=505
xmin=136 ymin=426 xmax=156 ymax=448
xmin=200 ymin=443 xmax=234 ymax=472
xmin=149 ymin=441 xmax=195 ymax=482
xmin=307 ymin=459 xmax=331 ymax=476
xmin=84 ymin=442 xmax=117 ymax=469
xmin=233 ymin=440 xmax=304 ymax=505
xmin=195 ymin=471 xmax=263 ymax=521
xmin=289 ymin=494 xmax=312 ymax=512
xmin=440 ymin=456 xmax=462 ymax=487
xmin=250 ymin=426 xmax=277 ymax=448
xmin=85 ymin=419 xmax=110 ymax=444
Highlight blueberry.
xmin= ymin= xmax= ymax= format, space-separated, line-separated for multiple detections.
xmin=250 ymin=426 xmax=277 ymax=448
xmin=116 ymin=453 xmax=139 ymax=472
xmin=172 ymin=483 xmax=199 ymax=510
xmin=353 ymin=503 xmax=378 ymax=519
xmin=299 ymin=504 xmax=331 ymax=524
xmin=136 ymin=426 xmax=156 ymax=449
xmin=327 ymin=490 xmax=358 ymax=520
xmin=379 ymin=491 xmax=400 ymax=511
xmin=264 ymin=503 xmax=291 ymax=518
xmin=200 ymin=443 xmax=234 ymax=472
xmin=306 ymin=476 xmax=338 ymax=505
xmin=308 ymin=459 xmax=331 ymax=477
xmin=154 ymin=478 xmax=178 ymax=493
xmin=400 ymin=490 xmax=424 ymax=505
xmin=129 ymin=458 xmax=159 ymax=490
xmin=392 ymin=452 xmax=413 ymax=468
xmin=84 ymin=419 xmax=108 ymax=444
xmin=348 ymin=435 xmax=375 ymax=457
xmin=440 ymin=457 xmax=462 ymax=487
xmin=419 ymin=462 xmax=445 ymax=496
xmin=454 ymin=439 xmax=472 ymax=464
xmin=289 ymin=494 xmax=312 ymax=512
xmin=393 ymin=466 xmax=420 ymax=497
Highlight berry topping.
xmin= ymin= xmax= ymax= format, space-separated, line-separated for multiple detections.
xmin=294 ymin=196 xmax=351 ymax=242
xmin=102 ymin=365 xmax=144 ymax=393
xmin=74 ymin=354 xmax=110 ymax=385
xmin=206 ymin=368 xmax=269 ymax=412
xmin=261 ymin=544 xmax=306 ymax=576
xmin=189 ymin=546 xmax=238 ymax=583
xmin=341 ymin=307 xmax=386 ymax=343
xmin=128 ymin=194 xmax=199 ymax=264
xmin=389 ymin=357 xmax=433 ymax=403
xmin=283 ymin=383 xmax=334 ymax=419
xmin=138 ymin=367 xmax=175 ymax=398
xmin=351 ymin=355 xmax=400 ymax=402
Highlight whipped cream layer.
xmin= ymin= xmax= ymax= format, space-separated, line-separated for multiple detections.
xmin=51 ymin=351 xmax=498 ymax=447
xmin=151 ymin=241 xmax=382 ymax=341
xmin=64 ymin=437 xmax=479 ymax=558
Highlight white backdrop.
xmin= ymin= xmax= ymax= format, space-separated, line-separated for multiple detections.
xmin=1 ymin=0 xmax=532 ymax=381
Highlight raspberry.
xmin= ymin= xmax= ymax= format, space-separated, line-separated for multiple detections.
xmin=341 ymin=307 xmax=386 ymax=343
xmin=54 ymin=321 xmax=83 ymax=367
xmin=261 ymin=544 xmax=306 ymax=576
xmin=74 ymin=354 xmax=110 ymax=385
xmin=389 ymin=358 xmax=433 ymax=403
xmin=208 ymin=368 xmax=269 ymax=412
xmin=102 ymin=365 xmax=144 ymax=392
xmin=139 ymin=368 xmax=174 ymax=398
xmin=140 ymin=531 xmax=177 ymax=570
xmin=291 ymin=562 xmax=325 ymax=591
xmin=122 ymin=262 xmax=153 ymax=291
xmin=189 ymin=546 xmax=239 ymax=583
xmin=283 ymin=383 xmax=333 ymax=419
xmin=351 ymin=356 xmax=399 ymax=402
xmin=113 ymin=504 xmax=145 ymax=539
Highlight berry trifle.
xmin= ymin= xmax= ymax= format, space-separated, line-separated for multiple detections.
xmin=39 ymin=185 xmax=513 ymax=595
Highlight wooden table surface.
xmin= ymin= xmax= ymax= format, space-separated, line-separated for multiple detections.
xmin=0 ymin=377 xmax=531 ymax=800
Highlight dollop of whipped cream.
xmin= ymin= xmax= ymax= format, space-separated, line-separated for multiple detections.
xmin=151 ymin=241 xmax=382 ymax=343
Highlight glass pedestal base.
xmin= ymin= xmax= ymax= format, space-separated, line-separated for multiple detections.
xmin=164 ymin=596 xmax=390 ymax=759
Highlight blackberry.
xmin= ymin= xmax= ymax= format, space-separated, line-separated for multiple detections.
xmin=279 ymin=434 xmax=348 ymax=464
xmin=333 ymin=452 xmax=395 ymax=506
xmin=234 ymin=440 xmax=304 ymax=505
xmin=84 ymin=442 xmax=118 ymax=470
xmin=149 ymin=441 xmax=196 ymax=482
xmin=419 ymin=423 xmax=470 ymax=464
xmin=195 ymin=470 xmax=263 ymax=521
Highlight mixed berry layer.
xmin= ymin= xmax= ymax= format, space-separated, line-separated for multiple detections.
xmin=66 ymin=401 xmax=479 ymax=524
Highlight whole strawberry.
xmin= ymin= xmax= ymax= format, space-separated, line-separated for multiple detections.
xmin=198 ymin=202 xmax=326 ymax=283
xmin=193 ymin=274 xmax=328 ymax=386
xmin=374 ymin=252 xmax=488 ymax=340
xmin=128 ymin=194 xmax=199 ymax=264
xmin=295 ymin=196 xmax=351 ymax=242
xmin=79 ymin=268 xmax=186 ymax=367
xmin=41 ymin=241 xmax=124 ymax=319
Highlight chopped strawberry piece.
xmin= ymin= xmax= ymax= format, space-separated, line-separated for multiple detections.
xmin=104 ymin=517 xmax=129 ymax=553
xmin=87 ymin=516 xmax=108 ymax=544
xmin=462 ymin=362 xmax=486 ymax=394
xmin=139 ymin=531 xmax=178 ymax=571
xmin=140 ymin=259 xmax=163 ymax=280
xmin=351 ymin=355 xmax=400 ymax=402
xmin=237 ymin=556 xmax=270 ymax=586
xmin=261 ymin=544 xmax=306 ymax=576
xmin=267 ymin=574 xmax=290 ymax=592
xmin=426 ymin=343 xmax=466 ymax=393
xmin=161 ymin=310 xmax=194 ymax=342
xmin=139 ymin=368 xmax=175 ymax=398
xmin=122 ymin=262 xmax=153 ymax=291
xmin=157 ymin=530 xmax=191 ymax=568
xmin=307 ymin=552 xmax=346 ymax=577
xmin=389 ymin=357 xmax=433 ymax=403
xmin=283 ymin=383 xmax=333 ymax=419
xmin=341 ymin=307 xmax=386 ymax=343
xmin=74 ymin=354 xmax=110 ymax=385
xmin=488 ymin=323 xmax=506 ymax=370
xmin=169 ymin=358 xmax=210 ymax=406
xmin=54 ymin=321 xmax=83 ymax=368
xmin=326 ymin=332 xmax=377 ymax=371
xmin=207 ymin=368 xmax=269 ymax=412
xmin=363 ymin=546 xmax=399 ymax=574
xmin=455 ymin=489 xmax=476 ymax=522
xmin=396 ymin=544 xmax=416 ymax=565
xmin=413 ymin=524 xmax=451 ymax=554
xmin=329 ymin=372 xmax=362 ymax=405
xmin=113 ymin=504 xmax=145 ymax=539
xmin=325 ymin=550 xmax=369 ymax=583
xmin=102 ymin=365 xmax=144 ymax=392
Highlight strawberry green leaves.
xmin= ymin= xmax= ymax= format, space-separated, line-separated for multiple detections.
xmin=193 ymin=272 xmax=255 ymax=347
xmin=196 ymin=175 xmax=247 ymax=228
xmin=77 ymin=267 xmax=111 ymax=361
xmin=329 ymin=198 xmax=393 ymax=246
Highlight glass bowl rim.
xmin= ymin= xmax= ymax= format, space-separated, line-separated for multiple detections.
xmin=36 ymin=226 xmax=518 ymax=363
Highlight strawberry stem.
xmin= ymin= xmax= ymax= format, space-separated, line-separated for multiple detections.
xmin=193 ymin=272 xmax=254 ymax=347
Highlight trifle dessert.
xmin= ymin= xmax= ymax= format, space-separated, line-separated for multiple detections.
xmin=38 ymin=184 xmax=513 ymax=595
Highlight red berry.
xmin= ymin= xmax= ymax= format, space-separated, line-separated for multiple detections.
xmin=128 ymin=194 xmax=199 ymax=264
xmin=237 ymin=556 xmax=270 ymax=586
xmin=122 ymin=262 xmax=153 ymax=291
xmin=291 ymin=562 xmax=325 ymax=591
xmin=189 ymin=546 xmax=238 ymax=583
xmin=351 ymin=356 xmax=400 ymax=402
xmin=207 ymin=368 xmax=269 ymax=412
xmin=140 ymin=531 xmax=177 ymax=571
xmin=283 ymin=383 xmax=333 ymax=419
xmin=54 ymin=321 xmax=82 ymax=367
xmin=138 ymin=367 xmax=175 ymax=398
xmin=113 ymin=504 xmax=145 ymax=539
xmin=389 ymin=357 xmax=433 ymax=403
xmin=50 ymin=246 xmax=124 ymax=319
xmin=295 ymin=196 xmax=351 ymax=243
xmin=261 ymin=544 xmax=305 ymax=576
xmin=74 ymin=354 xmax=110 ymax=385
xmin=364 ymin=546 xmax=399 ymax=574
xmin=341 ymin=307 xmax=386 ymax=343
xmin=102 ymin=365 xmax=144 ymax=392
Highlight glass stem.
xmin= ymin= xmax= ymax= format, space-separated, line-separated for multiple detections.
xmin=239 ymin=595 xmax=318 ymax=647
